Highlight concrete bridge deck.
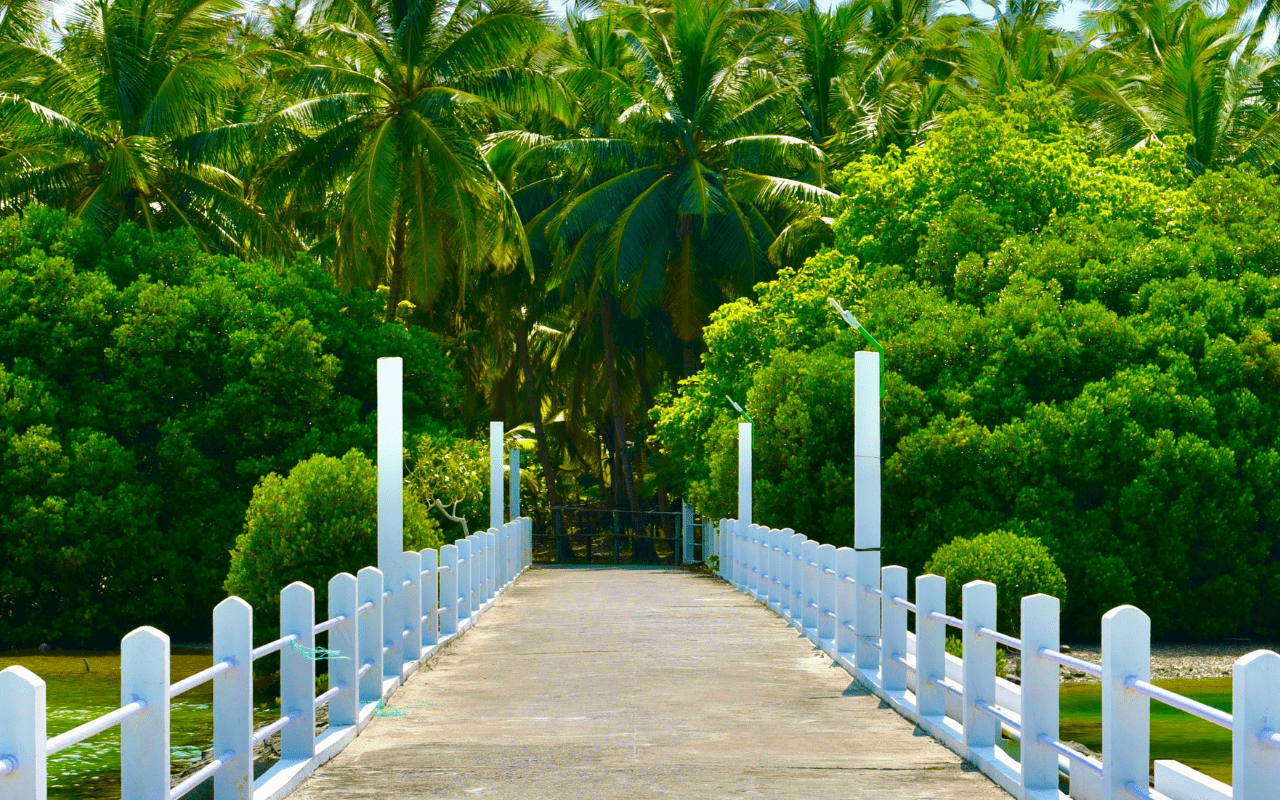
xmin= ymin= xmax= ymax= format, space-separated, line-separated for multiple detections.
xmin=297 ymin=568 xmax=1007 ymax=799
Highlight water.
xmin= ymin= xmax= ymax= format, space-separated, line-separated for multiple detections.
xmin=5 ymin=650 xmax=277 ymax=800
xmin=1001 ymin=677 xmax=1233 ymax=784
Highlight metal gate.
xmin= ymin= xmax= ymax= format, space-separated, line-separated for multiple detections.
xmin=534 ymin=504 xmax=706 ymax=565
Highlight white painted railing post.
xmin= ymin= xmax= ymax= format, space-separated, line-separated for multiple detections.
xmin=402 ymin=551 xmax=422 ymax=664
xmin=717 ymin=519 xmax=726 ymax=579
xmin=0 ymin=666 xmax=46 ymax=800
xmin=421 ymin=550 xmax=438 ymax=647
xmin=357 ymin=567 xmax=384 ymax=704
xmin=213 ymin=598 xmax=253 ymax=800
xmin=1020 ymin=593 xmax=1060 ymax=795
xmin=762 ymin=527 xmax=773 ymax=601
xmin=377 ymin=358 xmax=404 ymax=693
xmin=801 ymin=539 xmax=819 ymax=634
xmin=456 ymin=538 xmax=472 ymax=621
xmin=280 ymin=582 xmax=316 ymax=760
xmin=510 ymin=448 xmax=520 ymax=520
xmin=853 ymin=549 xmax=880 ymax=671
xmin=487 ymin=528 xmax=497 ymax=601
xmin=787 ymin=533 xmax=805 ymax=623
xmin=818 ymin=544 xmax=837 ymax=644
xmin=1233 ymin=650 xmax=1280 ymax=798
xmin=915 ymin=575 xmax=946 ymax=718
xmin=121 ymin=626 xmax=169 ymax=799
xmin=751 ymin=523 xmax=764 ymax=597
xmin=961 ymin=581 xmax=997 ymax=748
xmin=490 ymin=422 xmax=504 ymax=529
xmin=470 ymin=533 xmax=484 ymax=608
xmin=525 ymin=516 xmax=532 ymax=569
xmin=835 ymin=547 xmax=856 ymax=657
xmin=326 ymin=575 xmax=358 ymax=729
xmin=497 ymin=523 xmax=507 ymax=589
xmin=880 ymin=566 xmax=907 ymax=692
xmin=1102 ymin=605 xmax=1150 ymax=800
xmin=439 ymin=546 xmax=458 ymax=637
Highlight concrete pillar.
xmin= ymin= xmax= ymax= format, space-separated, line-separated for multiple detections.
xmin=438 ymin=546 xmax=458 ymax=636
xmin=738 ymin=422 xmax=752 ymax=533
xmin=456 ymin=539 xmax=472 ymax=621
xmin=280 ymin=582 xmax=315 ymax=760
xmin=788 ymin=534 xmax=806 ymax=624
xmin=768 ymin=529 xmax=782 ymax=606
xmin=854 ymin=351 xmax=880 ymax=552
xmin=915 ymin=575 xmax=947 ymax=718
xmin=213 ymin=597 xmax=253 ymax=800
xmin=420 ymin=549 xmax=438 ymax=646
xmin=961 ymin=581 xmax=997 ymax=749
xmin=801 ymin=539 xmax=819 ymax=633
xmin=402 ymin=550 xmax=422 ymax=662
xmin=486 ymin=529 xmax=497 ymax=602
xmin=0 ymin=667 xmax=45 ymax=800
xmin=1021 ymin=593 xmax=1060 ymax=794
xmin=880 ymin=566 xmax=907 ymax=691
xmin=357 ymin=567 xmax=383 ymax=703
xmin=818 ymin=544 xmax=837 ymax=643
xmin=835 ymin=547 xmax=856 ymax=656
xmin=1233 ymin=650 xmax=1280 ymax=799
xmin=325 ymin=575 xmax=358 ymax=729
xmin=854 ymin=549 xmax=880 ymax=670
xmin=377 ymin=358 xmax=403 ymax=690
xmin=1102 ymin=605 xmax=1150 ymax=800
xmin=490 ymin=422 xmax=504 ymax=529
xmin=121 ymin=627 xmax=169 ymax=799
xmin=510 ymin=448 xmax=520 ymax=520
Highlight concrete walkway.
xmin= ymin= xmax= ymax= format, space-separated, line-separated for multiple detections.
xmin=297 ymin=568 xmax=1008 ymax=799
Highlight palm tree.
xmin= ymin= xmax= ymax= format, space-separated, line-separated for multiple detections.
xmin=252 ymin=0 xmax=569 ymax=321
xmin=1074 ymin=0 xmax=1280 ymax=171
xmin=0 ymin=0 xmax=279 ymax=252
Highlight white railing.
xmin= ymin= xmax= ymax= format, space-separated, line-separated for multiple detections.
xmin=0 ymin=518 xmax=533 ymax=800
xmin=707 ymin=516 xmax=1280 ymax=800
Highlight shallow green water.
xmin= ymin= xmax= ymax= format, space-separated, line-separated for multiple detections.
xmin=1002 ymin=677 xmax=1233 ymax=784
xmin=4 ymin=651 xmax=277 ymax=800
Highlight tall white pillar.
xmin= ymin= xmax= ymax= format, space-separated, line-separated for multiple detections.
xmin=377 ymin=358 xmax=403 ymax=574
xmin=738 ymin=422 xmax=751 ymax=578
xmin=854 ymin=351 xmax=880 ymax=551
xmin=490 ymin=422 xmax=504 ymax=530
xmin=510 ymin=448 xmax=520 ymax=519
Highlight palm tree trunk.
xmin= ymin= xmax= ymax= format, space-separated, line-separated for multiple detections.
xmin=601 ymin=297 xmax=647 ymax=559
xmin=516 ymin=318 xmax=569 ymax=560
xmin=384 ymin=205 xmax=408 ymax=322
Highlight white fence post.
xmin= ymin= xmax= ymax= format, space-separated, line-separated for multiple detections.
xmin=402 ymin=551 xmax=422 ymax=664
xmin=421 ymin=549 xmax=439 ymax=647
xmin=745 ymin=523 xmax=757 ymax=596
xmin=802 ymin=539 xmax=819 ymax=634
xmin=915 ymin=575 xmax=946 ymax=718
xmin=1021 ymin=593 xmax=1060 ymax=794
xmin=854 ymin=549 xmax=880 ymax=671
xmin=439 ymin=545 xmax=458 ymax=636
xmin=818 ymin=544 xmax=837 ymax=644
xmin=961 ymin=581 xmax=997 ymax=748
xmin=788 ymin=533 xmax=806 ymax=623
xmin=835 ymin=547 xmax=856 ymax=658
xmin=358 ymin=567 xmax=384 ymax=704
xmin=1102 ymin=605 xmax=1150 ymax=800
xmin=213 ymin=598 xmax=253 ymax=800
xmin=768 ymin=529 xmax=781 ymax=606
xmin=456 ymin=538 xmax=472 ymax=621
xmin=880 ymin=566 xmax=907 ymax=692
xmin=510 ymin=448 xmax=520 ymax=520
xmin=0 ymin=666 xmax=46 ymax=800
xmin=718 ymin=519 xmax=728 ymax=579
xmin=326 ymin=574 xmax=358 ymax=729
xmin=487 ymin=529 xmax=497 ymax=601
xmin=280 ymin=582 xmax=316 ymax=760
xmin=121 ymin=626 xmax=169 ymax=799
xmin=1233 ymin=650 xmax=1280 ymax=798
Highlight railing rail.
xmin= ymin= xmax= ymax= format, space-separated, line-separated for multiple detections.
xmin=709 ymin=516 xmax=1280 ymax=800
xmin=0 ymin=516 xmax=534 ymax=800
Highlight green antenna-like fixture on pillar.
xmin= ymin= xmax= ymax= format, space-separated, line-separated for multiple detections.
xmin=828 ymin=298 xmax=885 ymax=394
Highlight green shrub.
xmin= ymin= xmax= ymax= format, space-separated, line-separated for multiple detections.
xmin=223 ymin=451 xmax=442 ymax=636
xmin=924 ymin=531 xmax=1067 ymax=636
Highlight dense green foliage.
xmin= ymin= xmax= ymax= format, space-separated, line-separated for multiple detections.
xmin=0 ymin=209 xmax=459 ymax=647
xmin=655 ymin=98 xmax=1280 ymax=639
xmin=924 ymin=531 xmax=1067 ymax=635
xmin=224 ymin=450 xmax=442 ymax=633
